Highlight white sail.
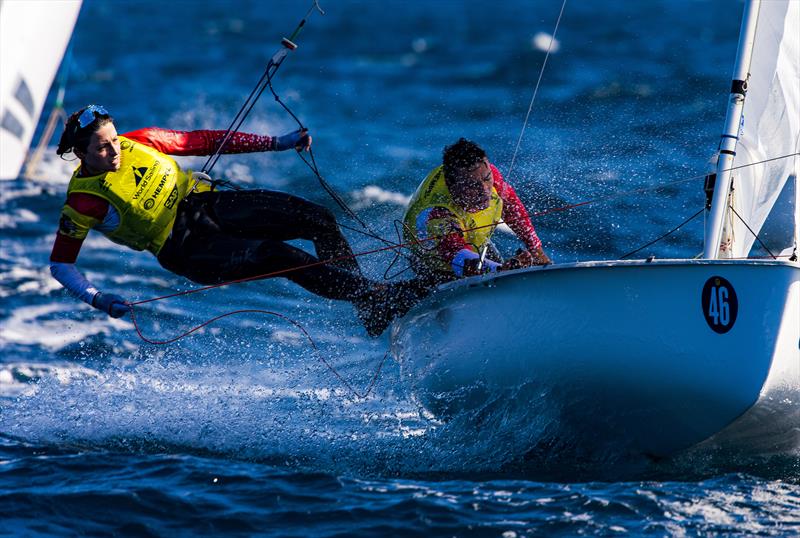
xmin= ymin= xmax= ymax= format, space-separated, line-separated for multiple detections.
xmin=0 ymin=0 xmax=81 ymax=180
xmin=719 ymin=0 xmax=799 ymax=259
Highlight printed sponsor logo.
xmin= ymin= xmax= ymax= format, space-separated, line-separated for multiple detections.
xmin=151 ymin=171 xmax=169 ymax=199
xmin=132 ymin=166 xmax=148 ymax=187
xmin=423 ymin=173 xmax=440 ymax=196
xmin=143 ymin=169 xmax=171 ymax=210
xmin=132 ymin=161 xmax=159 ymax=200
xmin=164 ymin=186 xmax=179 ymax=209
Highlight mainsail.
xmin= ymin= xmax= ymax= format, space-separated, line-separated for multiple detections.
xmin=717 ymin=0 xmax=800 ymax=259
xmin=0 ymin=0 xmax=81 ymax=180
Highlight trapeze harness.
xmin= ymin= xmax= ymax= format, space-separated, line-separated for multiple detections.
xmin=64 ymin=136 xmax=199 ymax=255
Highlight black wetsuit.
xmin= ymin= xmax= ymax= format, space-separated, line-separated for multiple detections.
xmin=158 ymin=190 xmax=370 ymax=302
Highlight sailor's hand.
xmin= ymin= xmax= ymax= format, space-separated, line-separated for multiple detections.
xmin=93 ymin=292 xmax=129 ymax=318
xmin=511 ymin=249 xmax=535 ymax=269
xmin=531 ymin=248 xmax=552 ymax=266
xmin=274 ymin=129 xmax=312 ymax=152
xmin=463 ymin=257 xmax=500 ymax=276
xmin=501 ymin=249 xmax=532 ymax=270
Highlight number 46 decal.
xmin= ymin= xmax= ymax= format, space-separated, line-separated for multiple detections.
xmin=701 ymin=276 xmax=739 ymax=334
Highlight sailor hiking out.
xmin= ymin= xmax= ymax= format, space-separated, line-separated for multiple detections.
xmin=50 ymin=105 xmax=422 ymax=336
xmin=404 ymin=138 xmax=551 ymax=285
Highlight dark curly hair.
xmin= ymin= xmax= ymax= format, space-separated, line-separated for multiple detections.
xmin=442 ymin=138 xmax=487 ymax=180
xmin=56 ymin=106 xmax=114 ymax=158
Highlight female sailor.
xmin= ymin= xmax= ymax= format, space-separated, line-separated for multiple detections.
xmin=50 ymin=105 xmax=419 ymax=335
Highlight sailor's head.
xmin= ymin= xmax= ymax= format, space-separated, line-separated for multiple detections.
xmin=57 ymin=105 xmax=121 ymax=174
xmin=443 ymin=138 xmax=493 ymax=211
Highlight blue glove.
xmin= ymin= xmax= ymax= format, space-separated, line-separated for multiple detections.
xmin=483 ymin=259 xmax=501 ymax=273
xmin=93 ymin=292 xmax=129 ymax=318
xmin=274 ymin=129 xmax=310 ymax=151
xmin=461 ymin=256 xmax=501 ymax=276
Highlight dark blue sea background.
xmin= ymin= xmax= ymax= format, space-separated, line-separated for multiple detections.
xmin=1 ymin=0 xmax=798 ymax=535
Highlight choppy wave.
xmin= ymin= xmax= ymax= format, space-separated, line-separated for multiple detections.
xmin=350 ymin=185 xmax=411 ymax=210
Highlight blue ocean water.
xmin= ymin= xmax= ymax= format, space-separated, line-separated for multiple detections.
xmin=1 ymin=0 xmax=798 ymax=535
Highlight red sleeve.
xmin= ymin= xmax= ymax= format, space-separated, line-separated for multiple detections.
xmin=50 ymin=193 xmax=109 ymax=263
xmin=491 ymin=164 xmax=542 ymax=251
xmin=123 ymin=128 xmax=275 ymax=156
xmin=50 ymin=234 xmax=84 ymax=264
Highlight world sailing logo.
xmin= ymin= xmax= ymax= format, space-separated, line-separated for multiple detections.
xmin=132 ymin=166 xmax=148 ymax=186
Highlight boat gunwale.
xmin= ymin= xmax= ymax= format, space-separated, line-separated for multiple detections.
xmin=393 ymin=257 xmax=800 ymax=325
xmin=431 ymin=257 xmax=800 ymax=294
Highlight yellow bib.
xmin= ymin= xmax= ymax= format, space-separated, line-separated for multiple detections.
xmin=67 ymin=136 xmax=192 ymax=254
xmin=403 ymin=165 xmax=502 ymax=274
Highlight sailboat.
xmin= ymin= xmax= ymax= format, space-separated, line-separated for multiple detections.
xmin=390 ymin=0 xmax=799 ymax=457
xmin=0 ymin=0 xmax=81 ymax=180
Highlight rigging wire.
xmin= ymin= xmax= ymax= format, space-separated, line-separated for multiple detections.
xmin=192 ymin=0 xmax=401 ymax=255
xmin=264 ymin=64 xmax=398 ymax=249
xmin=506 ymin=0 xmax=568 ymax=183
xmin=478 ymin=0 xmax=567 ymax=253
xmin=729 ymin=205 xmax=777 ymax=259
xmin=198 ymin=0 xmax=325 ymax=178
xmin=619 ymin=208 xmax=704 ymax=259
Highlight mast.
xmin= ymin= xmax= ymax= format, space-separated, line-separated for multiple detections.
xmin=703 ymin=0 xmax=761 ymax=259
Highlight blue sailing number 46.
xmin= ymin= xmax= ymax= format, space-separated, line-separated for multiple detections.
xmin=701 ymin=276 xmax=739 ymax=334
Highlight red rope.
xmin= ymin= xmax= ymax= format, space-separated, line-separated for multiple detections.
xmin=128 ymin=305 xmax=390 ymax=400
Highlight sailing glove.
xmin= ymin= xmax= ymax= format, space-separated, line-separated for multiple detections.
xmin=274 ymin=129 xmax=311 ymax=151
xmin=462 ymin=257 xmax=500 ymax=276
xmin=93 ymin=292 xmax=129 ymax=318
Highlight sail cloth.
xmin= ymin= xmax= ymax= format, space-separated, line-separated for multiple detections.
xmin=0 ymin=0 xmax=81 ymax=180
xmin=720 ymin=0 xmax=799 ymax=259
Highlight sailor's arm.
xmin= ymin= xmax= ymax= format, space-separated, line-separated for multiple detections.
xmin=490 ymin=164 xmax=551 ymax=266
xmin=122 ymin=127 xmax=311 ymax=156
xmin=50 ymin=194 xmax=128 ymax=318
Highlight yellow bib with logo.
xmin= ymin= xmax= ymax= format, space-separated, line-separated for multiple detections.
xmin=403 ymin=165 xmax=502 ymax=274
xmin=66 ymin=136 xmax=193 ymax=255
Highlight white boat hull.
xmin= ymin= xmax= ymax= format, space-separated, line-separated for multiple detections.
xmin=390 ymin=259 xmax=800 ymax=457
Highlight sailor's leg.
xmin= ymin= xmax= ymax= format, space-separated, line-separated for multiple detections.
xmin=201 ymin=190 xmax=362 ymax=274
xmin=160 ymin=232 xmax=370 ymax=301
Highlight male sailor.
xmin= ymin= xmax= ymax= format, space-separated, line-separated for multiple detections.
xmin=403 ymin=138 xmax=550 ymax=284
xmin=50 ymin=105 xmax=420 ymax=336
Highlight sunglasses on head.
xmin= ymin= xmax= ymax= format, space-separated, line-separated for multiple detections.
xmin=77 ymin=105 xmax=109 ymax=128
